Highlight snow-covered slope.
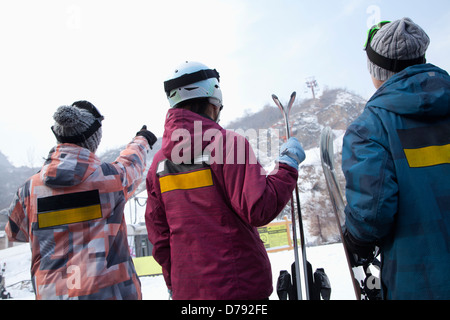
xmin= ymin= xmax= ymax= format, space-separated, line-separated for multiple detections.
xmin=226 ymin=88 xmax=365 ymax=245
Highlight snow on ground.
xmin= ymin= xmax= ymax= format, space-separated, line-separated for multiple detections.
xmin=0 ymin=242 xmax=355 ymax=300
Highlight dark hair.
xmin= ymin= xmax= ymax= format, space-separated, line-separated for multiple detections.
xmin=175 ymin=98 xmax=210 ymax=115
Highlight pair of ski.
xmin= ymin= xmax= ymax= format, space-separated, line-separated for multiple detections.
xmin=273 ymin=93 xmax=380 ymax=300
xmin=273 ymin=92 xmax=309 ymax=300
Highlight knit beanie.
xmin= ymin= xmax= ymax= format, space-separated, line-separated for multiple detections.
xmin=368 ymin=17 xmax=430 ymax=81
xmin=52 ymin=102 xmax=103 ymax=153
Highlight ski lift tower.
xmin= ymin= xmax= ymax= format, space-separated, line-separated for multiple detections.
xmin=305 ymin=77 xmax=319 ymax=100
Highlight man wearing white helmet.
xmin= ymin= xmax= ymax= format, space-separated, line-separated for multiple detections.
xmin=145 ymin=61 xmax=305 ymax=300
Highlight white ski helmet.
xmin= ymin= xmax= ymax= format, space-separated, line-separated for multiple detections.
xmin=164 ymin=61 xmax=223 ymax=109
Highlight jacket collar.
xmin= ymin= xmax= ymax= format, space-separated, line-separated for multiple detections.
xmin=41 ymin=144 xmax=100 ymax=188
xmin=161 ymin=108 xmax=223 ymax=163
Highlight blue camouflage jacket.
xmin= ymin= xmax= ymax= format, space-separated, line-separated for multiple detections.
xmin=342 ymin=64 xmax=450 ymax=300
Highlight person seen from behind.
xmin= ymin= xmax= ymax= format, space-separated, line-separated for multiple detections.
xmin=145 ymin=61 xmax=306 ymax=300
xmin=6 ymin=101 xmax=157 ymax=299
xmin=342 ymin=18 xmax=450 ymax=300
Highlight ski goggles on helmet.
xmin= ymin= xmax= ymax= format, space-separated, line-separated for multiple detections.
xmin=364 ymin=20 xmax=426 ymax=73
xmin=52 ymin=101 xmax=104 ymax=144
xmin=164 ymin=69 xmax=220 ymax=97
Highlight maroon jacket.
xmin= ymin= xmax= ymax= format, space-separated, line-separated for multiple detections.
xmin=145 ymin=109 xmax=297 ymax=300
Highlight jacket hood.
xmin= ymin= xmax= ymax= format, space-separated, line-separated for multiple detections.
xmin=367 ymin=64 xmax=450 ymax=118
xmin=41 ymin=144 xmax=101 ymax=188
xmin=161 ymin=108 xmax=223 ymax=162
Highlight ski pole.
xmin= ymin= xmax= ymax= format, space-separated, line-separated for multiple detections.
xmin=272 ymin=92 xmax=310 ymax=300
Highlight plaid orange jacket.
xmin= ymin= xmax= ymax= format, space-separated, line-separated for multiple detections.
xmin=6 ymin=137 xmax=150 ymax=299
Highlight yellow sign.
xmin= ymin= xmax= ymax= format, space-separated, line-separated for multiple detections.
xmin=257 ymin=217 xmax=293 ymax=253
xmin=133 ymin=256 xmax=163 ymax=277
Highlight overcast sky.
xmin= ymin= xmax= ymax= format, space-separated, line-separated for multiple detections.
xmin=1 ymin=0 xmax=449 ymax=167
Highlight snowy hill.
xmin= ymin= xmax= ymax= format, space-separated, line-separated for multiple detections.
xmin=0 ymin=152 xmax=39 ymax=230
xmin=227 ymin=88 xmax=366 ymax=245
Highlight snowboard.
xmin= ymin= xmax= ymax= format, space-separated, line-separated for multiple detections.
xmin=319 ymin=127 xmax=381 ymax=300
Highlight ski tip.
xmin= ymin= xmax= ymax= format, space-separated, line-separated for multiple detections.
xmin=288 ymin=92 xmax=297 ymax=109
xmin=272 ymin=94 xmax=279 ymax=101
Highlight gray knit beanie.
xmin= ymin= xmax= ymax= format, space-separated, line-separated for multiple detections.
xmin=52 ymin=103 xmax=103 ymax=153
xmin=368 ymin=17 xmax=430 ymax=81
